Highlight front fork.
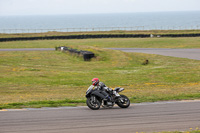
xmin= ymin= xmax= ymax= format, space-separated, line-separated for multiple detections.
xmin=91 ymin=96 xmax=97 ymax=104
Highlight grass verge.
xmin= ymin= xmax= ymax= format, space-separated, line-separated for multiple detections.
xmin=0 ymin=37 xmax=200 ymax=49
xmin=1 ymin=49 xmax=200 ymax=108
xmin=159 ymin=130 xmax=200 ymax=133
xmin=0 ymin=99 xmax=85 ymax=109
xmin=0 ymin=38 xmax=200 ymax=109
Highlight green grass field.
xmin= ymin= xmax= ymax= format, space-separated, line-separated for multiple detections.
xmin=160 ymin=129 xmax=200 ymax=133
xmin=0 ymin=37 xmax=200 ymax=109
xmin=0 ymin=37 xmax=200 ymax=49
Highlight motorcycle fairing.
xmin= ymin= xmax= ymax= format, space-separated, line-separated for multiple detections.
xmin=114 ymin=87 xmax=124 ymax=92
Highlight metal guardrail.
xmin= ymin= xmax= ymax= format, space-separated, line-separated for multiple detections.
xmin=1 ymin=33 xmax=200 ymax=42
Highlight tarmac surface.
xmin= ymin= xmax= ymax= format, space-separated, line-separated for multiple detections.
xmin=109 ymin=48 xmax=200 ymax=60
xmin=1 ymin=48 xmax=200 ymax=60
xmin=0 ymin=101 xmax=200 ymax=133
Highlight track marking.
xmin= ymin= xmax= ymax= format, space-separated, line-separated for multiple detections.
xmin=0 ymin=109 xmax=8 ymax=111
xmin=0 ymin=109 xmax=27 ymax=112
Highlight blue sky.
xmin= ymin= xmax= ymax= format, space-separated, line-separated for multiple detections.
xmin=0 ymin=0 xmax=199 ymax=16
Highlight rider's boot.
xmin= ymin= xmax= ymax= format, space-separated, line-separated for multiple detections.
xmin=103 ymin=95 xmax=112 ymax=106
xmin=103 ymin=95 xmax=111 ymax=101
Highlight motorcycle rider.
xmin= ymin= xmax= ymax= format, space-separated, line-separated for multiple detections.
xmin=89 ymin=78 xmax=120 ymax=102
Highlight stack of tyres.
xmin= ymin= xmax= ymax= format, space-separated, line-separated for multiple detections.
xmin=56 ymin=46 xmax=95 ymax=61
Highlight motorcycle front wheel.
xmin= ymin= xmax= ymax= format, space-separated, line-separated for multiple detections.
xmin=86 ymin=96 xmax=101 ymax=110
xmin=116 ymin=95 xmax=130 ymax=108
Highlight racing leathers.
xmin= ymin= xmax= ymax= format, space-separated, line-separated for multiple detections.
xmin=87 ymin=82 xmax=120 ymax=101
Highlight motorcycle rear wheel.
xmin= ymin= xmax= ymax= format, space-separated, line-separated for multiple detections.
xmin=86 ymin=97 xmax=101 ymax=110
xmin=116 ymin=95 xmax=130 ymax=108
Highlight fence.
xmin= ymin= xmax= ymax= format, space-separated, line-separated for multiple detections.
xmin=0 ymin=25 xmax=200 ymax=34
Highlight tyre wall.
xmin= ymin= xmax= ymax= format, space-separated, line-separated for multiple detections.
xmin=56 ymin=46 xmax=95 ymax=61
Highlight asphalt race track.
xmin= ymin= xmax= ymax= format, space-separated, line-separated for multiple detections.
xmin=109 ymin=48 xmax=200 ymax=60
xmin=0 ymin=101 xmax=200 ymax=133
xmin=1 ymin=48 xmax=200 ymax=60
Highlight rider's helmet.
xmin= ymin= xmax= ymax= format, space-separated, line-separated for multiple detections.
xmin=92 ymin=78 xmax=99 ymax=86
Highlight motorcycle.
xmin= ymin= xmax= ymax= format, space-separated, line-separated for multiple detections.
xmin=86 ymin=86 xmax=130 ymax=110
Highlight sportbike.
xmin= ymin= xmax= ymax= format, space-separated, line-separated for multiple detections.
xmin=86 ymin=87 xmax=130 ymax=110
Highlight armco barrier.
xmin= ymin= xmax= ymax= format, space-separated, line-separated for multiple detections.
xmin=0 ymin=34 xmax=150 ymax=42
xmin=0 ymin=33 xmax=200 ymax=42
xmin=56 ymin=46 xmax=95 ymax=61
xmin=160 ymin=33 xmax=200 ymax=37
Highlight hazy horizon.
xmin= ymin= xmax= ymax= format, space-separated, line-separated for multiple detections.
xmin=0 ymin=10 xmax=200 ymax=17
xmin=0 ymin=0 xmax=199 ymax=16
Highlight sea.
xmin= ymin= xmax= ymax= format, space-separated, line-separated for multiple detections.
xmin=0 ymin=11 xmax=200 ymax=33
